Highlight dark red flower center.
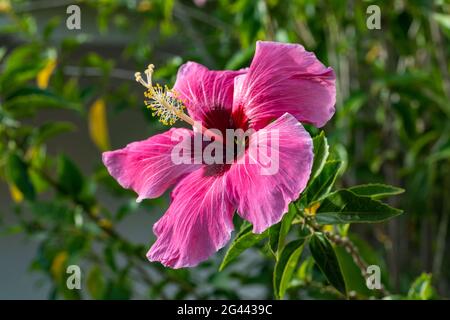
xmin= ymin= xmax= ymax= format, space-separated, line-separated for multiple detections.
xmin=200 ymin=106 xmax=250 ymax=176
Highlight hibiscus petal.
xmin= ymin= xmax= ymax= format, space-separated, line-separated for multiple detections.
xmin=233 ymin=41 xmax=336 ymax=130
xmin=147 ymin=168 xmax=234 ymax=268
xmin=102 ymin=128 xmax=201 ymax=202
xmin=226 ymin=113 xmax=313 ymax=233
xmin=173 ymin=61 xmax=246 ymax=130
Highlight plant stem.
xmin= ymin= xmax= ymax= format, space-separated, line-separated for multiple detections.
xmin=30 ymin=165 xmax=195 ymax=298
xmin=302 ymin=215 xmax=391 ymax=297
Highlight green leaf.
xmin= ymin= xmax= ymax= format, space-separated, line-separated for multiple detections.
xmin=338 ymin=92 xmax=367 ymax=119
xmin=57 ymin=155 xmax=84 ymax=197
xmin=348 ymin=183 xmax=404 ymax=199
xmin=433 ymin=13 xmax=450 ymax=32
xmin=33 ymin=122 xmax=76 ymax=146
xmin=273 ymin=239 xmax=305 ymax=299
xmin=104 ymin=244 xmax=118 ymax=272
xmin=407 ymin=273 xmax=435 ymax=300
xmin=269 ymin=203 xmax=297 ymax=258
xmin=301 ymin=160 xmax=342 ymax=205
xmin=6 ymin=153 xmax=36 ymax=200
xmin=87 ymin=265 xmax=106 ymax=299
xmin=0 ymin=47 xmax=6 ymax=62
xmin=30 ymin=201 xmax=72 ymax=223
xmin=225 ymin=47 xmax=254 ymax=70
xmin=0 ymin=44 xmax=40 ymax=76
xmin=0 ymin=44 xmax=44 ymax=96
xmin=219 ymin=224 xmax=268 ymax=271
xmin=309 ymin=233 xmax=346 ymax=295
xmin=334 ymin=246 xmax=372 ymax=297
xmin=3 ymin=88 xmax=77 ymax=117
xmin=315 ymin=190 xmax=403 ymax=225
xmin=297 ymin=256 xmax=315 ymax=282
xmin=310 ymin=131 xmax=329 ymax=180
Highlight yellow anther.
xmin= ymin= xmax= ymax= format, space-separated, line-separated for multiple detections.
xmin=133 ymin=63 xmax=225 ymax=143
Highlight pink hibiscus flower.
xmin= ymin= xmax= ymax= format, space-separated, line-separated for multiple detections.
xmin=102 ymin=41 xmax=336 ymax=268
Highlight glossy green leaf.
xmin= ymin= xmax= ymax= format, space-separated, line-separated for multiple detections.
xmin=225 ymin=47 xmax=254 ymax=70
xmin=219 ymin=224 xmax=268 ymax=271
xmin=315 ymin=190 xmax=403 ymax=225
xmin=348 ymin=183 xmax=404 ymax=199
xmin=6 ymin=153 xmax=36 ymax=200
xmin=87 ymin=265 xmax=106 ymax=299
xmin=407 ymin=273 xmax=435 ymax=300
xmin=273 ymin=239 xmax=305 ymax=299
xmin=334 ymin=246 xmax=372 ymax=297
xmin=433 ymin=13 xmax=450 ymax=32
xmin=33 ymin=122 xmax=76 ymax=146
xmin=3 ymin=89 xmax=73 ymax=118
xmin=269 ymin=203 xmax=297 ymax=258
xmin=301 ymin=160 xmax=342 ymax=205
xmin=309 ymin=233 xmax=346 ymax=295
xmin=310 ymin=131 xmax=329 ymax=180
xmin=30 ymin=201 xmax=72 ymax=223
xmin=57 ymin=155 xmax=84 ymax=197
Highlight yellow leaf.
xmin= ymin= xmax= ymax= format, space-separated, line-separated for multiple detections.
xmin=138 ymin=0 xmax=152 ymax=12
xmin=9 ymin=183 xmax=23 ymax=203
xmin=98 ymin=218 xmax=113 ymax=231
xmin=89 ymin=98 xmax=110 ymax=151
xmin=51 ymin=251 xmax=68 ymax=281
xmin=0 ymin=0 xmax=11 ymax=13
xmin=305 ymin=202 xmax=320 ymax=216
xmin=37 ymin=58 xmax=57 ymax=89
xmin=322 ymin=225 xmax=334 ymax=233
xmin=365 ymin=44 xmax=381 ymax=63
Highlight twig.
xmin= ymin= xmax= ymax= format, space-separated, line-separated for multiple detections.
xmin=28 ymin=165 xmax=188 ymax=299
xmin=302 ymin=215 xmax=391 ymax=297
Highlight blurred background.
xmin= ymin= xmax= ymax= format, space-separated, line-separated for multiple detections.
xmin=0 ymin=0 xmax=449 ymax=299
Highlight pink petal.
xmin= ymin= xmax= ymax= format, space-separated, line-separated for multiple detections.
xmin=173 ymin=62 xmax=246 ymax=130
xmin=226 ymin=113 xmax=313 ymax=233
xmin=147 ymin=168 xmax=235 ymax=268
xmin=102 ymin=128 xmax=201 ymax=202
xmin=233 ymin=41 xmax=336 ymax=130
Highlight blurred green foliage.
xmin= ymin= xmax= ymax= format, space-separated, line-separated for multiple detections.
xmin=0 ymin=0 xmax=449 ymax=299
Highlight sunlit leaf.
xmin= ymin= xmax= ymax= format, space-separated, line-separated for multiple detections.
xmin=315 ymin=190 xmax=403 ymax=225
xmin=273 ymin=239 xmax=305 ymax=299
xmin=348 ymin=183 xmax=404 ymax=199
xmin=8 ymin=183 xmax=24 ymax=203
xmin=89 ymin=98 xmax=110 ymax=151
xmin=407 ymin=273 xmax=435 ymax=300
xmin=50 ymin=251 xmax=68 ymax=282
xmin=269 ymin=203 xmax=297 ymax=258
xmin=301 ymin=160 xmax=342 ymax=206
xmin=6 ymin=153 xmax=35 ymax=201
xmin=310 ymin=131 xmax=329 ymax=181
xmin=37 ymin=58 xmax=57 ymax=89
xmin=433 ymin=13 xmax=450 ymax=32
xmin=219 ymin=224 xmax=268 ymax=271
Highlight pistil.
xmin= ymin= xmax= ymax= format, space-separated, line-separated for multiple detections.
xmin=135 ymin=65 xmax=223 ymax=143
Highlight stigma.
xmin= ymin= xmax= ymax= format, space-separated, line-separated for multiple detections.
xmin=135 ymin=64 xmax=225 ymax=144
